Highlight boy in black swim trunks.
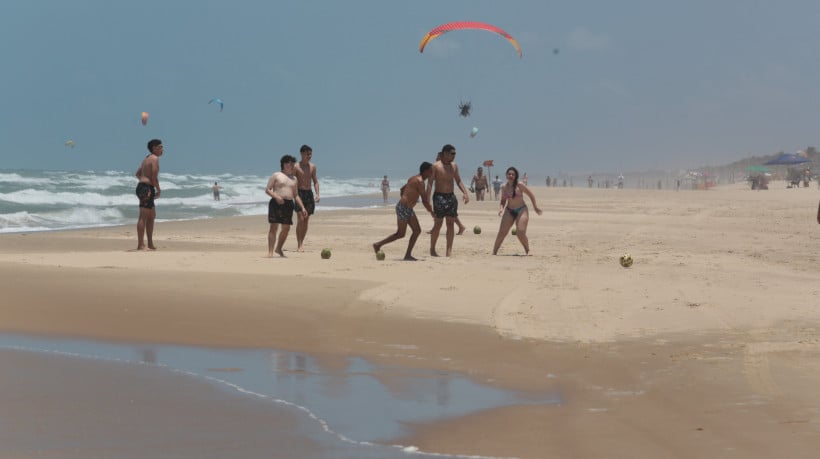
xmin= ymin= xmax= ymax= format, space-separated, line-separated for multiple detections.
xmin=265 ymin=154 xmax=308 ymax=257
xmin=372 ymin=162 xmax=434 ymax=261
xmin=294 ymin=144 xmax=320 ymax=252
xmin=135 ymin=139 xmax=163 ymax=250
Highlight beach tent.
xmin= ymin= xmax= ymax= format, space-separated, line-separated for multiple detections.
xmin=764 ymin=153 xmax=810 ymax=165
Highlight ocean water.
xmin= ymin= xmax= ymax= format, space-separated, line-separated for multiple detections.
xmin=0 ymin=168 xmax=386 ymax=233
xmin=0 ymin=333 xmax=559 ymax=458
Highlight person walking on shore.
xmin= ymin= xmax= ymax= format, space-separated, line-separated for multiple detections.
xmin=427 ymin=144 xmax=470 ymax=257
xmin=492 ymin=175 xmax=502 ymax=200
xmin=266 ymin=155 xmax=307 ymax=257
xmin=135 ymin=139 xmax=163 ymax=250
xmin=294 ymin=144 xmax=320 ymax=252
xmin=493 ymin=166 xmax=542 ymax=256
xmin=380 ymin=175 xmax=390 ymax=204
xmin=470 ymin=166 xmax=489 ymax=201
xmin=212 ymin=182 xmax=222 ymax=201
xmin=373 ymin=162 xmax=434 ymax=260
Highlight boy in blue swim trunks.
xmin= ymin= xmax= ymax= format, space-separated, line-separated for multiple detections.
xmin=373 ymin=162 xmax=434 ymax=261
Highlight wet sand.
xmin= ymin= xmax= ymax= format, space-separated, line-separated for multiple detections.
xmin=2 ymin=182 xmax=820 ymax=458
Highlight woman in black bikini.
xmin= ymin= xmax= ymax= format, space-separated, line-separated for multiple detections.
xmin=493 ymin=167 xmax=542 ymax=255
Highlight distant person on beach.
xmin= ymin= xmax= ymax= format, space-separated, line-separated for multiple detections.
xmin=212 ymin=182 xmax=222 ymax=201
xmin=521 ymin=172 xmax=528 ymax=185
xmin=492 ymin=175 xmax=502 ymax=200
xmin=380 ymin=175 xmax=390 ymax=204
xmin=427 ymin=144 xmax=470 ymax=257
xmin=294 ymin=144 xmax=320 ymax=252
xmin=373 ymin=162 xmax=434 ymax=260
xmin=266 ymin=154 xmax=307 ymax=257
xmin=493 ymin=166 xmax=542 ymax=256
xmin=470 ymin=166 xmax=489 ymax=201
xmin=135 ymin=139 xmax=163 ymax=250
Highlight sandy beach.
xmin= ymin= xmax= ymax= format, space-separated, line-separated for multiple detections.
xmin=2 ymin=182 xmax=820 ymax=458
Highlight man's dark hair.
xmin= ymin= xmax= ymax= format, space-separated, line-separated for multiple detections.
xmin=280 ymin=154 xmax=297 ymax=170
xmin=147 ymin=139 xmax=162 ymax=153
xmin=300 ymin=145 xmax=312 ymax=154
xmin=442 ymin=144 xmax=455 ymax=155
xmin=419 ymin=161 xmax=433 ymax=174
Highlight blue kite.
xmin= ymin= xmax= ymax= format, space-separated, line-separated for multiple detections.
xmin=209 ymin=98 xmax=224 ymax=112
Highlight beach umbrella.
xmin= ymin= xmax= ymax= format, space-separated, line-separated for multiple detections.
xmin=764 ymin=153 xmax=810 ymax=165
xmin=746 ymin=165 xmax=769 ymax=173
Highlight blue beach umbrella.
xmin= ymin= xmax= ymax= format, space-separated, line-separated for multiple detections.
xmin=764 ymin=153 xmax=810 ymax=165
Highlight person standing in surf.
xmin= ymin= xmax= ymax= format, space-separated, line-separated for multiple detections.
xmin=135 ymin=139 xmax=163 ymax=250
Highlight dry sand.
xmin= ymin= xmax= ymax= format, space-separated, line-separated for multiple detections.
xmin=2 ymin=182 xmax=820 ymax=458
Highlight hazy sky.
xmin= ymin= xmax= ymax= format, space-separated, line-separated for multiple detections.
xmin=2 ymin=1 xmax=820 ymax=178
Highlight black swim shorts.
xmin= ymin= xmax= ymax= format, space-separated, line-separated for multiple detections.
xmin=433 ymin=192 xmax=458 ymax=219
xmin=297 ymin=189 xmax=315 ymax=215
xmin=268 ymin=198 xmax=295 ymax=225
xmin=136 ymin=182 xmax=155 ymax=209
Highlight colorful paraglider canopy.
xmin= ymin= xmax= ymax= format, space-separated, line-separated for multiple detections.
xmin=483 ymin=160 xmax=494 ymax=167
xmin=419 ymin=21 xmax=522 ymax=58
xmin=141 ymin=112 xmax=149 ymax=126
xmin=64 ymin=139 xmax=75 ymax=148
xmin=209 ymin=98 xmax=224 ymax=112
xmin=470 ymin=127 xmax=479 ymax=138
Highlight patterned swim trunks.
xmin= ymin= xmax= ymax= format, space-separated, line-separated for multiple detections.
xmin=395 ymin=201 xmax=416 ymax=222
xmin=433 ymin=192 xmax=458 ymax=219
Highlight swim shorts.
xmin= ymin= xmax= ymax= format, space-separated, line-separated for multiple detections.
xmin=395 ymin=201 xmax=416 ymax=223
xmin=433 ymin=192 xmax=458 ymax=219
xmin=136 ymin=183 xmax=155 ymax=209
xmin=268 ymin=199 xmax=295 ymax=225
xmin=297 ymin=189 xmax=315 ymax=215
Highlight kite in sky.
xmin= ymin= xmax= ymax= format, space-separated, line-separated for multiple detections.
xmin=64 ymin=139 xmax=75 ymax=148
xmin=209 ymin=98 xmax=224 ymax=112
xmin=141 ymin=112 xmax=149 ymax=126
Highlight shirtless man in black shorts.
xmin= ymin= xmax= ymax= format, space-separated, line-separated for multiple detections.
xmin=294 ymin=145 xmax=320 ymax=252
xmin=470 ymin=166 xmax=489 ymax=201
xmin=135 ymin=139 xmax=163 ymax=250
xmin=266 ymin=154 xmax=308 ymax=257
xmin=426 ymin=144 xmax=470 ymax=257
